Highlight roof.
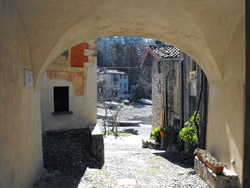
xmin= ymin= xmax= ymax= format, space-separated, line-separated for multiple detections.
xmin=140 ymin=44 xmax=180 ymax=68
xmin=99 ymin=69 xmax=126 ymax=75
xmin=149 ymin=45 xmax=180 ymax=59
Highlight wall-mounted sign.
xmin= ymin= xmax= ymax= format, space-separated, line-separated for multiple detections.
xmin=24 ymin=69 xmax=33 ymax=87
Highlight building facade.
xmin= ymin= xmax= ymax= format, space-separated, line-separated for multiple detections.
xmin=141 ymin=43 xmax=207 ymax=145
xmin=40 ymin=41 xmax=97 ymax=131
xmin=97 ymin=69 xmax=129 ymax=99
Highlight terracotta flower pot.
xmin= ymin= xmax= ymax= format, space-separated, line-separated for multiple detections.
xmin=195 ymin=151 xmax=224 ymax=175
xmin=195 ymin=152 xmax=205 ymax=163
xmin=205 ymin=161 xmax=224 ymax=175
xmin=160 ymin=131 xmax=165 ymax=138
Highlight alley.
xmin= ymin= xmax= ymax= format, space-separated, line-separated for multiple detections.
xmin=78 ymin=133 xmax=208 ymax=188
xmin=34 ymin=124 xmax=208 ymax=188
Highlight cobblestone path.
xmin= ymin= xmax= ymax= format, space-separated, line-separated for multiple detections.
xmin=34 ymin=126 xmax=208 ymax=188
xmin=78 ymin=135 xmax=208 ymax=188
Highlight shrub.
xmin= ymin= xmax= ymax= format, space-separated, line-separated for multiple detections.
xmin=179 ymin=111 xmax=200 ymax=153
xmin=165 ymin=126 xmax=179 ymax=146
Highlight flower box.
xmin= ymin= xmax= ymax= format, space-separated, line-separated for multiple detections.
xmin=194 ymin=148 xmax=224 ymax=175
xmin=205 ymin=161 xmax=224 ymax=175
xmin=195 ymin=151 xmax=205 ymax=163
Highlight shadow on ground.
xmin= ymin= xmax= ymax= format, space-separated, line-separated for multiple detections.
xmin=131 ymin=103 xmax=148 ymax=109
xmin=33 ymin=161 xmax=104 ymax=188
xmin=33 ymin=129 xmax=104 ymax=188
xmin=153 ymin=151 xmax=194 ymax=169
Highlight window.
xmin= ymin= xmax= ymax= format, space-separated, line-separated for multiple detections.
xmin=191 ymin=61 xmax=196 ymax=71
xmin=54 ymin=87 xmax=69 ymax=112
xmin=120 ymin=83 xmax=122 ymax=88
xmin=124 ymin=83 xmax=126 ymax=88
xmin=120 ymin=75 xmax=122 ymax=79
xmin=158 ymin=79 xmax=162 ymax=93
xmin=158 ymin=61 xmax=161 ymax=73
xmin=113 ymin=74 xmax=118 ymax=82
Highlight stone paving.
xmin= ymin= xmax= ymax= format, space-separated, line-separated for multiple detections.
xmin=78 ymin=134 xmax=208 ymax=188
xmin=34 ymin=124 xmax=208 ymax=188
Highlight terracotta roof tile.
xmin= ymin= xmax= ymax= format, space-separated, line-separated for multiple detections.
xmin=150 ymin=45 xmax=180 ymax=59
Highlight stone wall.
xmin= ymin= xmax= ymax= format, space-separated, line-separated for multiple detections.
xmin=152 ymin=59 xmax=163 ymax=127
xmin=163 ymin=59 xmax=180 ymax=128
xmin=152 ymin=58 xmax=180 ymax=128
xmin=152 ymin=52 xmax=205 ymax=133
xmin=181 ymin=53 xmax=204 ymax=125
xmin=42 ymin=128 xmax=103 ymax=176
xmin=194 ymin=157 xmax=238 ymax=188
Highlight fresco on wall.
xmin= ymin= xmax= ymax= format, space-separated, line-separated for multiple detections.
xmin=71 ymin=43 xmax=89 ymax=67
xmin=61 ymin=51 xmax=68 ymax=59
xmin=47 ymin=71 xmax=84 ymax=96
xmin=51 ymin=50 xmax=69 ymax=66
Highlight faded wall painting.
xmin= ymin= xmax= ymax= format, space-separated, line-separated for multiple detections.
xmin=47 ymin=71 xmax=84 ymax=96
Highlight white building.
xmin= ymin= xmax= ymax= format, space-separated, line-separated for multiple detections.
xmin=40 ymin=42 xmax=97 ymax=131
xmin=97 ymin=69 xmax=129 ymax=99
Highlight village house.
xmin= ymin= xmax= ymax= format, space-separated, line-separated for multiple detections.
xmin=141 ymin=42 xmax=208 ymax=148
xmin=97 ymin=69 xmax=129 ymax=99
xmin=40 ymin=41 xmax=97 ymax=131
xmin=40 ymin=41 xmax=104 ymax=174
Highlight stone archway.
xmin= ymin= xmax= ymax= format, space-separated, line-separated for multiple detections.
xmin=0 ymin=1 xmax=245 ymax=187
xmin=33 ymin=0 xmax=236 ymax=88
xmin=31 ymin=4 xmax=244 ymax=184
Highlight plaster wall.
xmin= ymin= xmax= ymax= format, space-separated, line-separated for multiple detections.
xmin=98 ymin=74 xmax=112 ymax=87
xmin=41 ymin=63 xmax=97 ymax=131
xmin=0 ymin=1 xmax=43 ymax=187
xmin=206 ymin=16 xmax=245 ymax=186
xmin=10 ymin=0 xmax=243 ymax=86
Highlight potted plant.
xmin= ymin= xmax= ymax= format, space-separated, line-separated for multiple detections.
xmin=151 ymin=127 xmax=161 ymax=143
xmin=160 ymin=127 xmax=166 ymax=139
xmin=194 ymin=148 xmax=224 ymax=175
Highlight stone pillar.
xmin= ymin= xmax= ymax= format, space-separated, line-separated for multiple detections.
xmin=89 ymin=124 xmax=104 ymax=163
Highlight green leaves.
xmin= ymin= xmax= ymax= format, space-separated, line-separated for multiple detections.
xmin=165 ymin=126 xmax=179 ymax=146
xmin=179 ymin=111 xmax=200 ymax=153
xmin=151 ymin=127 xmax=161 ymax=140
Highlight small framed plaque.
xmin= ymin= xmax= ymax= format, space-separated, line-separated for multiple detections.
xmin=24 ymin=69 xmax=33 ymax=87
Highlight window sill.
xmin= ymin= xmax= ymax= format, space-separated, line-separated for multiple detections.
xmin=52 ymin=111 xmax=73 ymax=116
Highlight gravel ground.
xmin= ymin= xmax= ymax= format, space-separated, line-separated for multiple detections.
xmin=34 ymin=129 xmax=208 ymax=188
xmin=97 ymin=102 xmax=152 ymax=124
xmin=78 ymin=134 xmax=208 ymax=188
